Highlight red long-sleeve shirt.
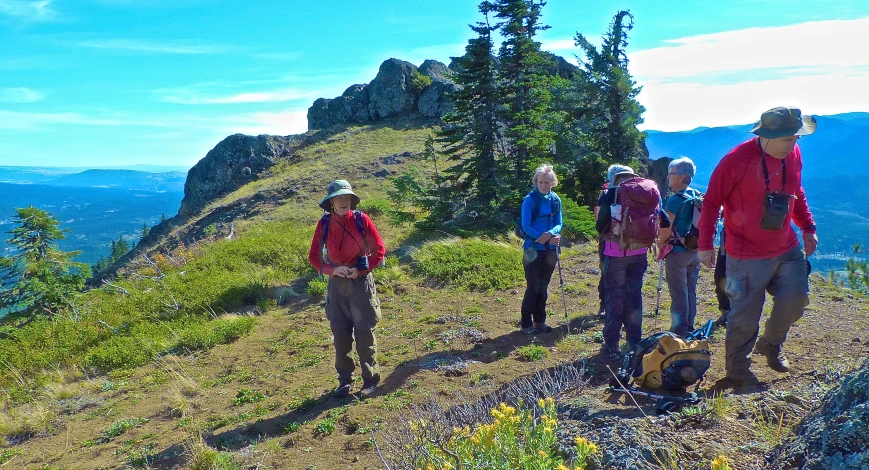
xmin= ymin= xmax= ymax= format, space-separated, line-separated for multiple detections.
xmin=698 ymin=137 xmax=816 ymax=259
xmin=308 ymin=211 xmax=385 ymax=276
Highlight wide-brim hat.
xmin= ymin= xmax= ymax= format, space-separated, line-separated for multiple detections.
xmin=613 ymin=170 xmax=639 ymax=183
xmin=749 ymin=106 xmax=817 ymax=139
xmin=319 ymin=179 xmax=360 ymax=211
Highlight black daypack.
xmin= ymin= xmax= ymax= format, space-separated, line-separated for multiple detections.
xmin=514 ymin=192 xmax=561 ymax=240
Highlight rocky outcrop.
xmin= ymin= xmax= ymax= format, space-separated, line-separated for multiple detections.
xmin=178 ymin=134 xmax=296 ymax=217
xmin=768 ymin=359 xmax=869 ymax=469
xmin=308 ymin=58 xmax=458 ymax=130
xmin=418 ymin=60 xmax=459 ymax=118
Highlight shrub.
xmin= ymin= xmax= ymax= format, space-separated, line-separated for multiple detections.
xmin=412 ymin=238 xmax=523 ymax=291
xmin=516 ymin=344 xmax=549 ymax=362
xmin=561 ymin=198 xmax=597 ymax=241
xmin=85 ymin=335 xmax=161 ymax=372
xmin=414 ymin=398 xmax=597 ymax=470
xmin=177 ymin=316 xmax=256 ymax=352
xmin=357 ymin=198 xmax=391 ymax=217
xmin=306 ymin=276 xmax=328 ymax=297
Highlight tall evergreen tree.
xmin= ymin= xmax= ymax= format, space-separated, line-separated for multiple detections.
xmin=112 ymin=235 xmax=130 ymax=260
xmin=140 ymin=222 xmax=150 ymax=242
xmin=436 ymin=3 xmax=504 ymax=218
xmin=579 ymin=13 xmax=645 ymax=163
xmin=489 ymin=0 xmax=559 ymax=206
xmin=0 ymin=207 xmax=90 ymax=325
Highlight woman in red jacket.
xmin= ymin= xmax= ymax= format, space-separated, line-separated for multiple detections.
xmin=308 ymin=180 xmax=386 ymax=399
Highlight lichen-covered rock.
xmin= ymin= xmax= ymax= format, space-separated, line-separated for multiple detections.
xmin=179 ymin=134 xmax=295 ymax=217
xmin=366 ymin=58 xmax=419 ymax=120
xmin=768 ymin=358 xmax=869 ymax=469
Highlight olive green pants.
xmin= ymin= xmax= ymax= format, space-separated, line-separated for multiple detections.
xmin=724 ymin=246 xmax=809 ymax=377
xmin=325 ymin=273 xmax=381 ymax=385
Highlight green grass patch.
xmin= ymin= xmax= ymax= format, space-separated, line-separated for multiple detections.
xmin=100 ymin=417 xmax=149 ymax=442
xmin=178 ymin=316 xmax=257 ymax=351
xmin=516 ymin=344 xmax=549 ymax=361
xmin=232 ymin=388 xmax=265 ymax=406
xmin=412 ymin=238 xmax=523 ymax=291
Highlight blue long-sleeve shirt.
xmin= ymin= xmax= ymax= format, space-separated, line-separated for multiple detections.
xmin=521 ymin=189 xmax=562 ymax=250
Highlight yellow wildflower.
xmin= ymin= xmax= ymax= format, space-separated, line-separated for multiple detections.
xmin=575 ymin=437 xmax=589 ymax=447
xmin=547 ymin=397 xmax=555 ymax=405
xmin=538 ymin=398 xmax=546 ymax=408
xmin=556 ymin=465 xmax=569 ymax=470
xmin=538 ymin=450 xmax=547 ymax=457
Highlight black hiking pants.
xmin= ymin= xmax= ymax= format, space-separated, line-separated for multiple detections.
xmin=521 ymin=248 xmax=558 ymax=329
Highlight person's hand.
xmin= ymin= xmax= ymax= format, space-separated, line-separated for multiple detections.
xmin=698 ymin=250 xmax=716 ymax=269
xmin=549 ymin=235 xmax=561 ymax=246
xmin=803 ymin=231 xmax=819 ymax=257
xmin=333 ymin=266 xmax=349 ymax=278
xmin=535 ymin=232 xmax=553 ymax=244
xmin=346 ymin=267 xmax=360 ymax=279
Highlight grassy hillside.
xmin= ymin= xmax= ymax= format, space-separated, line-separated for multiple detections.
xmin=1 ymin=120 xmax=868 ymax=469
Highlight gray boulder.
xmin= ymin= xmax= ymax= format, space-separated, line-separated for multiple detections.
xmin=367 ymin=58 xmax=419 ymax=119
xmin=418 ymin=59 xmax=459 ymax=118
xmin=769 ymin=358 xmax=869 ymax=469
xmin=179 ymin=134 xmax=294 ymax=217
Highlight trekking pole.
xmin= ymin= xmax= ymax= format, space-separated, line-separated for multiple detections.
xmin=654 ymin=258 xmax=664 ymax=334
xmin=553 ymin=243 xmax=570 ymax=339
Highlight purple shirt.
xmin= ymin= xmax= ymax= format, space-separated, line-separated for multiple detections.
xmin=603 ymin=241 xmax=647 ymax=257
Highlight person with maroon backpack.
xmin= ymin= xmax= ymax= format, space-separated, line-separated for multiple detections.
xmin=596 ymin=165 xmax=671 ymax=357
xmin=308 ymin=180 xmax=386 ymax=398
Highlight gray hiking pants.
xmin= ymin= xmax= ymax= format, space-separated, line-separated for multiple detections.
xmin=665 ymin=250 xmax=701 ymax=337
xmin=325 ymin=273 xmax=381 ymax=385
xmin=724 ymin=246 xmax=809 ymax=376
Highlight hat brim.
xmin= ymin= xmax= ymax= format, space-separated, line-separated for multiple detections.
xmin=319 ymin=190 xmax=360 ymax=211
xmin=614 ymin=171 xmax=639 ymax=181
xmin=750 ymin=115 xmax=817 ymax=139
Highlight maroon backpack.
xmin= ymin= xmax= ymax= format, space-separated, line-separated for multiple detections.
xmin=609 ymin=177 xmax=661 ymax=251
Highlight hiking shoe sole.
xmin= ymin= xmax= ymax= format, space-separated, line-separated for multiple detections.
xmin=520 ymin=327 xmax=538 ymax=335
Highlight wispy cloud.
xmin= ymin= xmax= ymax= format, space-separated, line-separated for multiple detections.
xmin=0 ymin=110 xmax=125 ymax=129
xmin=222 ymin=110 xmax=308 ymax=136
xmin=154 ymin=82 xmax=321 ymax=105
xmin=255 ymin=51 xmax=302 ymax=61
xmin=75 ymin=39 xmax=233 ymax=55
xmin=0 ymin=0 xmax=58 ymax=22
xmin=0 ymin=87 xmax=44 ymax=103
xmin=630 ymin=17 xmax=869 ymax=81
xmin=619 ymin=17 xmax=869 ymax=131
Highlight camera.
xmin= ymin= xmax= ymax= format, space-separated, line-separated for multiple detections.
xmin=355 ymin=255 xmax=369 ymax=271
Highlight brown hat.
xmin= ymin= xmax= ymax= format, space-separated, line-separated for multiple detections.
xmin=749 ymin=106 xmax=817 ymax=139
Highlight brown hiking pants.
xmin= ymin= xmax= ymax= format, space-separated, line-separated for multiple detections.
xmin=325 ymin=273 xmax=381 ymax=385
xmin=724 ymin=246 xmax=809 ymax=377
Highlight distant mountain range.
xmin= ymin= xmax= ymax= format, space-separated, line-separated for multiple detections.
xmin=0 ymin=167 xmax=185 ymax=265
xmin=645 ymin=112 xmax=869 ymax=273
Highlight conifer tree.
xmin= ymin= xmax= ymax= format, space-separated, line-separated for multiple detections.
xmin=140 ymin=222 xmax=150 ymax=242
xmin=0 ymin=207 xmax=90 ymax=324
xmin=566 ymin=10 xmax=645 ymax=203
xmin=489 ymin=0 xmax=559 ymax=206
xmin=436 ymin=3 xmax=504 ymax=219
xmin=112 ymin=235 xmax=130 ymax=261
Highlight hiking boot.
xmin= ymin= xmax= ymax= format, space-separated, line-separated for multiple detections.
xmin=754 ymin=338 xmax=791 ymax=373
xmin=600 ymin=343 xmax=621 ymax=359
xmin=360 ymin=381 xmax=378 ymax=399
xmin=520 ymin=326 xmax=538 ymax=335
xmin=333 ymin=382 xmax=352 ymax=398
xmin=724 ymin=370 xmax=761 ymax=387
xmin=533 ymin=323 xmax=553 ymax=333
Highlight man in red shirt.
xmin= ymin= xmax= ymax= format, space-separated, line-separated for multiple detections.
xmin=309 ymin=180 xmax=386 ymax=398
xmin=698 ymin=107 xmax=818 ymax=386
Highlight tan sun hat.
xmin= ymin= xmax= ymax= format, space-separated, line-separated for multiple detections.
xmin=749 ymin=106 xmax=817 ymax=139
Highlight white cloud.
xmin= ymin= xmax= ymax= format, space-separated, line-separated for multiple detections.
xmin=0 ymin=110 xmax=124 ymax=129
xmin=0 ymin=0 xmax=57 ymax=22
xmin=161 ymin=88 xmax=319 ymax=105
xmin=0 ymin=87 xmax=44 ymax=103
xmin=75 ymin=39 xmax=231 ymax=55
xmin=221 ymin=110 xmax=308 ymax=136
xmin=631 ymin=18 xmax=869 ymax=80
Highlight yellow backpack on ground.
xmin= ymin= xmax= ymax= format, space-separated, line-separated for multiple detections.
xmin=635 ymin=334 xmax=711 ymax=389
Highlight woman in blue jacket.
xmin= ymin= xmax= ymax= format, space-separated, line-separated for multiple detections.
xmin=519 ymin=164 xmax=563 ymax=334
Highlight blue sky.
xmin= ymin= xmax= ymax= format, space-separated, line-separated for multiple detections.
xmin=2 ymin=0 xmax=869 ymax=168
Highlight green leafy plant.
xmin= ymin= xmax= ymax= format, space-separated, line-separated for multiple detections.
xmin=306 ymin=276 xmax=328 ymax=297
xmin=232 ymin=388 xmax=265 ymax=406
xmin=516 ymin=344 xmax=549 ymax=362
xmin=412 ymin=238 xmax=523 ymax=291
xmin=314 ymin=416 xmax=337 ymax=436
xmin=101 ymin=417 xmax=149 ymax=442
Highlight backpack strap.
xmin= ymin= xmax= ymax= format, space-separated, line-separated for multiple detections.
xmin=317 ymin=213 xmax=331 ymax=276
xmin=352 ymin=210 xmax=369 ymax=254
